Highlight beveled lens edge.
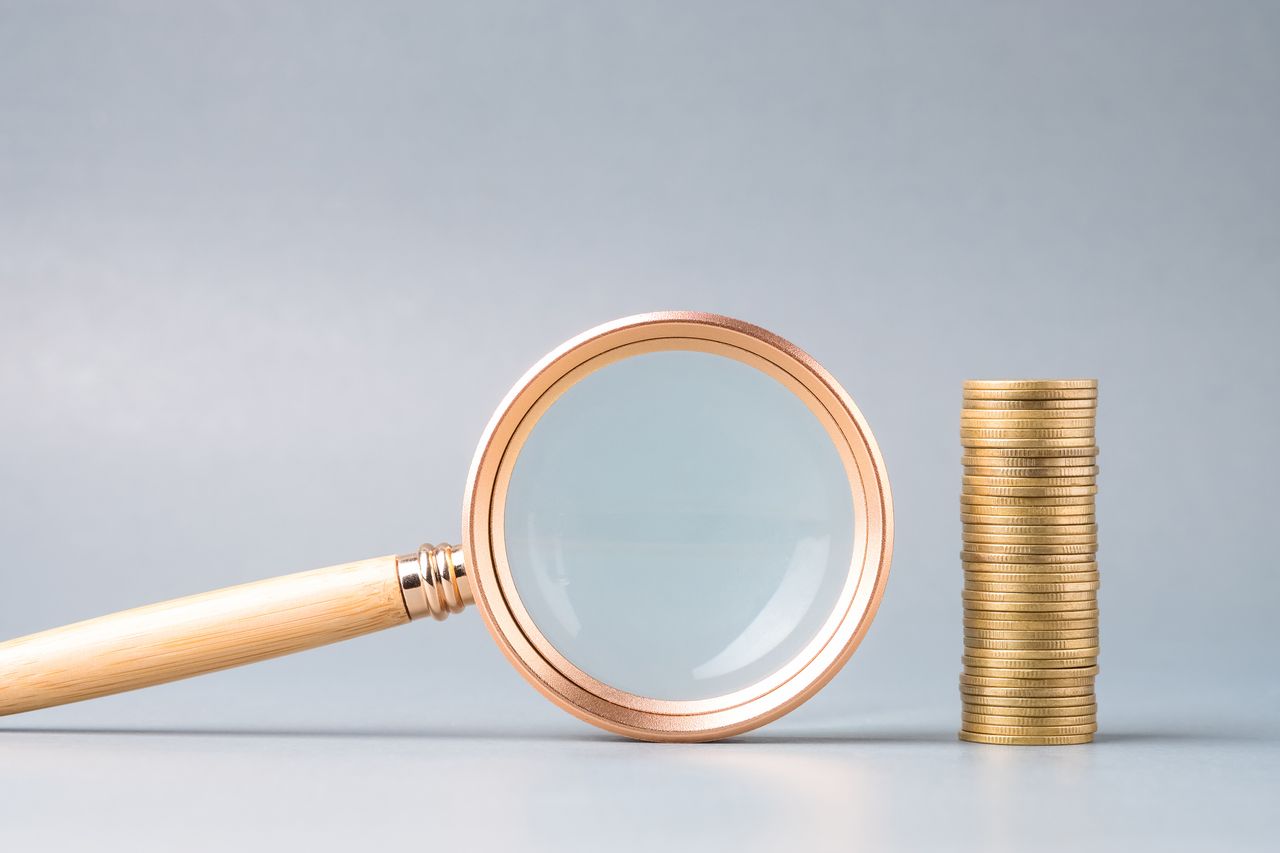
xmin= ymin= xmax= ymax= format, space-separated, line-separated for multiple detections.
xmin=462 ymin=312 xmax=894 ymax=742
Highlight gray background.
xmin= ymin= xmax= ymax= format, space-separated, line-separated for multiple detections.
xmin=1 ymin=2 xmax=1277 ymax=851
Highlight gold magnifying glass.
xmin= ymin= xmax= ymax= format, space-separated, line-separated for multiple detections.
xmin=0 ymin=312 xmax=892 ymax=741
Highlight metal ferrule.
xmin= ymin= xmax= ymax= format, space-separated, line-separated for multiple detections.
xmin=396 ymin=543 xmax=472 ymax=621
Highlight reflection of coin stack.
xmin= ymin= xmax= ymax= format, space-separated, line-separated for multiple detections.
xmin=959 ymin=380 xmax=1099 ymax=745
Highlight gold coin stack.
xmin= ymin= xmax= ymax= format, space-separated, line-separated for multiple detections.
xmin=958 ymin=379 xmax=1099 ymax=745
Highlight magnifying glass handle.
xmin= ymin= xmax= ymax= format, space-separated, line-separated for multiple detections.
xmin=0 ymin=544 xmax=468 ymax=717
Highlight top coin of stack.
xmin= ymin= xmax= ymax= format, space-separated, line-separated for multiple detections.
xmin=958 ymin=379 xmax=1099 ymax=746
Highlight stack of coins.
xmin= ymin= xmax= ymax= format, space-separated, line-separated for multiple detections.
xmin=958 ymin=379 xmax=1099 ymax=746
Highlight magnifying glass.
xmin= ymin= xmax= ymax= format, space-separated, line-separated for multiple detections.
xmin=0 ymin=312 xmax=893 ymax=741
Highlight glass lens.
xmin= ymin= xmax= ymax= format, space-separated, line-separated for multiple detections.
xmin=502 ymin=349 xmax=856 ymax=701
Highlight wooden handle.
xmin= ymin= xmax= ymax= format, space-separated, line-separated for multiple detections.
xmin=0 ymin=556 xmax=410 ymax=716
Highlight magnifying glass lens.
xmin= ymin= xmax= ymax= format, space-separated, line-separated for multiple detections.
xmin=503 ymin=350 xmax=856 ymax=701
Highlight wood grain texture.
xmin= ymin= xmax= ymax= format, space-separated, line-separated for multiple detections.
xmin=0 ymin=556 xmax=409 ymax=716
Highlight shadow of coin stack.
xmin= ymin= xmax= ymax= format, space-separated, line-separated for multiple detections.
xmin=959 ymin=379 xmax=1099 ymax=745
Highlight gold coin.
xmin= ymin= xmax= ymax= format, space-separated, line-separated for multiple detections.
xmin=965 ymin=638 xmax=1098 ymax=652
xmin=963 ymin=448 xmax=1097 ymax=463
xmin=964 ymin=638 xmax=1099 ymax=649
xmin=964 ymin=380 xmax=1097 ymax=391
xmin=965 ymin=570 xmax=1099 ymax=583
xmin=964 ymin=632 xmax=1099 ymax=645
xmin=963 ymin=465 xmax=1099 ymax=478
xmin=963 ymin=529 xmax=1099 ymax=541
xmin=962 ymin=555 xmax=1095 ymax=568
xmin=960 ymin=690 xmax=1095 ymax=705
xmin=962 ymin=471 xmax=1100 ymax=484
xmin=962 ymin=437 xmax=1097 ymax=450
xmin=962 ymin=722 xmax=1097 ymax=736
xmin=962 ymin=490 xmax=1097 ymax=503
xmin=965 ymin=605 xmax=1099 ymax=618
xmin=965 ymin=570 xmax=1098 ymax=583
xmin=964 ymin=620 xmax=1098 ymax=634
xmin=962 ymin=522 xmax=1097 ymax=535
xmin=962 ymin=522 xmax=1100 ymax=535
xmin=964 ymin=669 xmax=1099 ymax=685
xmin=963 ymin=606 xmax=1100 ymax=618
xmin=963 ymin=446 xmax=1099 ymax=458
xmin=962 ymin=533 xmax=1098 ymax=546
xmin=962 ymin=471 xmax=1095 ymax=484
xmin=964 ymin=617 xmax=1098 ymax=631
xmin=962 ymin=511 xmax=1095 ymax=524
xmin=962 ymin=503 xmax=1095 ymax=517
xmin=962 ymin=671 xmax=1100 ymax=686
xmin=960 ymin=672 xmax=1096 ymax=689
xmin=962 ymin=622 xmax=1095 ymax=635
xmin=964 ymin=600 xmax=1099 ymax=614
xmin=962 ymin=527 xmax=1095 ymax=540
xmin=965 ymin=558 xmax=1100 ymax=569
xmin=964 ymin=388 xmax=1097 ymax=401
xmin=963 ymin=398 xmax=1097 ymax=410
xmin=965 ymin=637 xmax=1098 ymax=651
xmin=962 ymin=529 xmax=1101 ymax=540
xmin=962 ymin=426 xmax=1096 ymax=439
xmin=962 ymin=503 xmax=1096 ymax=516
xmin=964 ymin=629 xmax=1098 ymax=641
xmin=963 ymin=655 xmax=1098 ymax=670
xmin=962 ymin=704 xmax=1097 ymax=717
xmin=962 ymin=493 xmax=1095 ymax=505
xmin=962 ymin=519 xmax=1095 ymax=531
xmin=962 ymin=578 xmax=1095 ymax=591
xmin=964 ymin=517 xmax=1099 ymax=528
xmin=963 ymin=460 xmax=1097 ymax=474
xmin=962 ymin=688 xmax=1095 ymax=701
xmin=962 ymin=512 xmax=1096 ymax=525
xmin=958 ymin=731 xmax=1094 ymax=745
xmin=962 ymin=548 xmax=1095 ymax=560
xmin=964 ymin=699 xmax=1097 ymax=713
xmin=964 ymin=588 xmax=1096 ymax=601
xmin=964 ymin=602 xmax=1098 ymax=616
xmin=963 ymin=644 xmax=1099 ymax=658
xmin=964 ymin=391 xmax=1098 ymax=404
xmin=962 ymin=712 xmax=1096 ymax=727
xmin=964 ymin=560 xmax=1098 ymax=572
xmin=962 ymin=412 xmax=1095 ymax=425
xmin=963 ymin=546 xmax=1096 ymax=559
xmin=960 ymin=427 xmax=1095 ymax=440
xmin=962 ymin=407 xmax=1096 ymax=420
xmin=962 ymin=568 xmax=1095 ymax=581
xmin=962 ymin=645 xmax=1095 ymax=655
xmin=961 ymin=699 xmax=1098 ymax=713
xmin=961 ymin=423 xmax=1095 ymax=436
xmin=964 ymin=562 xmax=1099 ymax=575
xmin=964 ymin=472 xmax=1099 ymax=485
xmin=962 ymin=591 xmax=1100 ymax=604
xmin=963 ymin=662 xmax=1100 ymax=677
xmin=962 ymin=409 xmax=1090 ymax=420
xmin=962 ymin=485 xmax=1098 ymax=498
xmin=964 ymin=606 xmax=1099 ymax=617
xmin=965 ymin=579 xmax=1098 ymax=593
xmin=961 ymin=712 xmax=1098 ymax=725
xmin=963 ymin=542 xmax=1097 ymax=556
xmin=957 ymin=548 xmax=1095 ymax=560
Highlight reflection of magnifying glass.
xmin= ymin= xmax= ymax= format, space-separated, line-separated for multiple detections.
xmin=0 ymin=312 xmax=892 ymax=741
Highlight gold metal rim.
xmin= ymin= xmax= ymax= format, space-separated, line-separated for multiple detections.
xmin=462 ymin=312 xmax=893 ymax=742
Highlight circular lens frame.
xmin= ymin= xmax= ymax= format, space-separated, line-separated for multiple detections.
xmin=463 ymin=312 xmax=893 ymax=741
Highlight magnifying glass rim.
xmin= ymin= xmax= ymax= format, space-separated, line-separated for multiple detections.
xmin=495 ymin=338 xmax=862 ymax=711
xmin=463 ymin=312 xmax=893 ymax=741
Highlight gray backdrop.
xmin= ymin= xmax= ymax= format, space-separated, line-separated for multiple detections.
xmin=2 ymin=2 xmax=1277 ymax=851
